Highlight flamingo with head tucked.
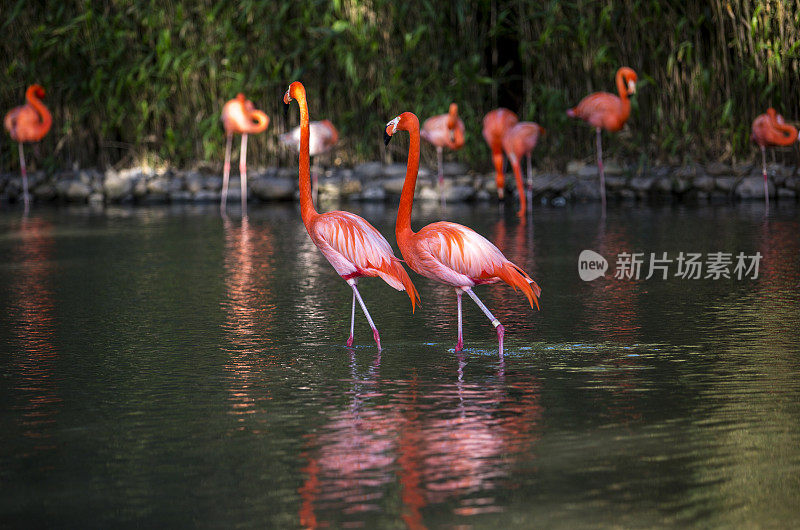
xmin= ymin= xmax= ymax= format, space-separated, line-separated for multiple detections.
xmin=385 ymin=112 xmax=541 ymax=356
xmin=567 ymin=66 xmax=638 ymax=213
xmin=421 ymin=103 xmax=465 ymax=204
xmin=4 ymin=85 xmax=52 ymax=212
xmin=751 ymin=108 xmax=798 ymax=212
xmin=482 ymin=108 xmax=518 ymax=200
xmin=280 ymin=119 xmax=338 ymax=204
xmin=220 ymin=93 xmax=270 ymax=214
xmin=501 ymin=122 xmax=545 ymax=217
xmin=284 ymin=82 xmax=418 ymax=350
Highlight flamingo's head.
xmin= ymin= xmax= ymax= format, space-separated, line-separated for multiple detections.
xmin=28 ymin=84 xmax=46 ymax=99
xmin=619 ymin=67 xmax=638 ymax=95
xmin=383 ymin=112 xmax=419 ymax=146
xmin=284 ymin=81 xmax=305 ymax=105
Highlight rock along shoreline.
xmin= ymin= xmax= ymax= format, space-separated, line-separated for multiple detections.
xmin=1 ymin=160 xmax=798 ymax=206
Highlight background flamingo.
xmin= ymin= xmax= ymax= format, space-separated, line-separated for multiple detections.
xmin=284 ymin=82 xmax=418 ymax=350
xmin=421 ymin=103 xmax=465 ymax=204
xmin=567 ymin=66 xmax=637 ymax=212
xmin=501 ymin=122 xmax=545 ymax=217
xmin=220 ymin=93 xmax=270 ymax=214
xmin=4 ymin=84 xmax=52 ymax=212
xmin=482 ymin=108 xmax=518 ymax=200
xmin=385 ymin=112 xmax=541 ymax=355
xmin=280 ymin=119 xmax=338 ymax=204
xmin=751 ymin=107 xmax=798 ymax=211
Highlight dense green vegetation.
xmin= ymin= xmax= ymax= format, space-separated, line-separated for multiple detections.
xmin=3 ymin=1 xmax=800 ymax=172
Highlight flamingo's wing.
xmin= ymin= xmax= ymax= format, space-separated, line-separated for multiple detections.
xmin=415 ymin=222 xmax=541 ymax=308
xmin=313 ymin=212 xmax=419 ymax=308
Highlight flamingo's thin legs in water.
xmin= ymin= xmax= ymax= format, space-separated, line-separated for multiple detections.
xmin=455 ymin=288 xmax=464 ymax=352
xmin=463 ymin=287 xmax=505 ymax=356
xmin=239 ymin=133 xmax=248 ymax=214
xmin=18 ymin=143 xmax=29 ymax=213
xmin=347 ymin=278 xmax=381 ymax=350
xmin=761 ymin=146 xmax=768 ymax=211
xmin=596 ymin=127 xmax=606 ymax=215
xmin=437 ymin=146 xmax=445 ymax=208
xmin=347 ymin=291 xmax=356 ymax=347
xmin=221 ymin=133 xmax=233 ymax=214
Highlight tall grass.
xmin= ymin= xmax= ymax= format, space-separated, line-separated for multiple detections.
xmin=2 ymin=1 xmax=799 ymax=172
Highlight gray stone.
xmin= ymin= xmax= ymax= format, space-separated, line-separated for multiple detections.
xmin=185 ymin=174 xmax=204 ymax=194
xmin=88 ymin=192 xmax=105 ymax=205
xmin=382 ymin=177 xmax=406 ymax=195
xmin=340 ymin=179 xmax=362 ymax=197
xmin=573 ymin=179 xmax=601 ymax=200
xmin=629 ymin=176 xmax=653 ymax=192
xmin=475 ymin=189 xmax=491 ymax=201
xmin=354 ymin=162 xmax=384 ymax=179
xmin=654 ymin=177 xmax=672 ymax=193
xmin=250 ymin=177 xmax=294 ymax=200
xmin=32 ymin=183 xmax=57 ymax=201
xmin=736 ymin=177 xmax=773 ymax=199
xmin=604 ymin=160 xmax=625 ymax=176
xmin=778 ymin=187 xmax=796 ymax=199
xmin=444 ymin=184 xmax=474 ymax=202
xmin=204 ymin=176 xmax=223 ymax=191
xmin=733 ymin=163 xmax=752 ymax=176
xmin=58 ymin=180 xmax=92 ymax=202
xmin=169 ymin=191 xmax=193 ymax=202
xmin=442 ymin=162 xmax=469 ymax=176
xmin=618 ymin=189 xmax=636 ymax=200
xmin=147 ymin=177 xmax=170 ymax=195
xmin=566 ymin=160 xmax=586 ymax=174
xmin=693 ymin=176 xmax=715 ymax=192
xmin=675 ymin=165 xmax=697 ymax=179
xmin=317 ymin=182 xmax=341 ymax=199
xmin=673 ymin=178 xmax=691 ymax=194
xmin=133 ymin=179 xmax=148 ymax=198
xmin=360 ymin=185 xmax=386 ymax=201
xmin=276 ymin=167 xmax=298 ymax=179
xmin=577 ymin=165 xmax=599 ymax=179
xmin=605 ymin=176 xmax=626 ymax=189
xmin=103 ymin=174 xmax=134 ymax=202
xmin=194 ymin=190 xmax=221 ymax=202
xmin=383 ymin=163 xmax=408 ymax=178
xmin=705 ymin=162 xmax=732 ymax=176
xmin=715 ymin=177 xmax=737 ymax=192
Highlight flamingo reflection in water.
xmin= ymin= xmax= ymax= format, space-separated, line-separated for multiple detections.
xmin=7 ymin=217 xmax=62 ymax=453
xmin=222 ymin=216 xmax=278 ymax=428
xmin=297 ymin=352 xmax=542 ymax=527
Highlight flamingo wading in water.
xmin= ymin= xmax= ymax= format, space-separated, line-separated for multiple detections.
xmin=284 ymin=82 xmax=419 ymax=349
xmin=421 ymin=103 xmax=465 ymax=204
xmin=385 ymin=112 xmax=541 ymax=355
xmin=280 ymin=119 xmax=338 ymax=204
xmin=482 ymin=108 xmax=519 ymax=200
xmin=567 ymin=66 xmax=637 ymax=212
xmin=220 ymin=93 xmax=270 ymax=214
xmin=751 ymin=108 xmax=798 ymax=212
xmin=4 ymin=84 xmax=52 ymax=212
xmin=501 ymin=122 xmax=545 ymax=217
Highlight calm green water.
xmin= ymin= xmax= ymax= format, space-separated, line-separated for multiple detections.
xmin=1 ymin=201 xmax=799 ymax=528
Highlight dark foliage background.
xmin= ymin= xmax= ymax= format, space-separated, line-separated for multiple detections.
xmin=3 ymin=0 xmax=800 ymax=171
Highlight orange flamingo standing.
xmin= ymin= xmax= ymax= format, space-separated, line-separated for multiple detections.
xmin=284 ymin=82 xmax=418 ymax=349
xmin=751 ymin=107 xmax=798 ymax=211
xmin=501 ymin=122 xmax=545 ymax=217
xmin=280 ymin=119 xmax=338 ymax=204
xmin=421 ymin=103 xmax=465 ymax=204
xmin=482 ymin=108 xmax=518 ymax=200
xmin=385 ymin=112 xmax=541 ymax=355
xmin=220 ymin=93 xmax=270 ymax=214
xmin=4 ymin=85 xmax=52 ymax=212
xmin=567 ymin=66 xmax=637 ymax=212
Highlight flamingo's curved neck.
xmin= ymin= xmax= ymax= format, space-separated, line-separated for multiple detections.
xmin=247 ymin=110 xmax=269 ymax=134
xmin=396 ymin=120 xmax=421 ymax=243
xmin=25 ymin=88 xmax=52 ymax=134
xmin=615 ymin=70 xmax=631 ymax=121
xmin=296 ymin=89 xmax=318 ymax=226
xmin=769 ymin=112 xmax=799 ymax=143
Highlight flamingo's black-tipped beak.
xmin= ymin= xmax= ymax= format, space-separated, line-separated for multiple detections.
xmin=384 ymin=131 xmax=392 ymax=146
xmin=283 ymin=102 xmax=290 ymax=120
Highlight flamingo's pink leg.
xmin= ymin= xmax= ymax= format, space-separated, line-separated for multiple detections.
xmin=455 ymin=288 xmax=463 ymax=352
xmin=596 ymin=127 xmax=606 ymax=215
xmin=347 ymin=279 xmax=381 ymax=350
xmin=347 ymin=291 xmax=355 ymax=347
xmin=221 ymin=133 xmax=233 ymax=214
xmin=240 ymin=133 xmax=248 ymax=214
xmin=463 ymin=287 xmax=505 ymax=357
xmin=18 ymin=143 xmax=29 ymax=213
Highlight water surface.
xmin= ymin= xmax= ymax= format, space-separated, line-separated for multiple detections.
xmin=1 ymin=200 xmax=799 ymax=528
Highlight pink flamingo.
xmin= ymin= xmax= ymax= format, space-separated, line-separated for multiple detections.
xmin=284 ymin=82 xmax=418 ymax=349
xmin=280 ymin=119 xmax=338 ymax=204
xmin=501 ymin=122 xmax=545 ymax=217
xmin=421 ymin=103 xmax=465 ymax=203
xmin=4 ymin=85 xmax=52 ymax=212
xmin=567 ymin=66 xmax=638 ymax=212
xmin=385 ymin=112 xmax=541 ymax=355
xmin=220 ymin=93 xmax=270 ymax=214
xmin=482 ymin=108 xmax=518 ymax=200
xmin=751 ymin=107 xmax=798 ymax=211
